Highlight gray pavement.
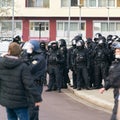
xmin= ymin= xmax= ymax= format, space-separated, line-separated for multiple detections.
xmin=68 ymin=86 xmax=114 ymax=111
xmin=0 ymin=89 xmax=110 ymax=120
xmin=68 ymin=71 xmax=114 ymax=112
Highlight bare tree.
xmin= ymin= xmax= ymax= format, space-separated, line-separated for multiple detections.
xmin=0 ymin=0 xmax=12 ymax=17
xmin=0 ymin=0 xmax=13 ymax=38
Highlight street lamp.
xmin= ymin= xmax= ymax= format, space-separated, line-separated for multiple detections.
xmin=12 ymin=0 xmax=15 ymax=38
xmin=67 ymin=0 xmax=71 ymax=45
xmin=78 ymin=0 xmax=83 ymax=36
xmin=39 ymin=23 xmax=42 ymax=40
xmin=107 ymin=0 xmax=110 ymax=34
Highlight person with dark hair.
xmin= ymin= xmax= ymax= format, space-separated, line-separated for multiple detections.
xmin=0 ymin=42 xmax=41 ymax=120
xmin=21 ymin=40 xmax=46 ymax=120
xmin=99 ymin=42 xmax=120 ymax=120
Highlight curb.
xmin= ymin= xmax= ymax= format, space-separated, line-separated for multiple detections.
xmin=68 ymin=86 xmax=114 ymax=111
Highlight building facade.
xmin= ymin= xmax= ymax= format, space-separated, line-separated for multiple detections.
xmin=0 ymin=0 xmax=120 ymax=43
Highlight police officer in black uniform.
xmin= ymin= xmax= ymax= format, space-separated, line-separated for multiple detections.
xmin=21 ymin=40 xmax=46 ymax=120
xmin=58 ymin=39 xmax=70 ymax=88
xmin=73 ymin=39 xmax=91 ymax=90
xmin=67 ymin=39 xmax=77 ymax=89
xmin=46 ymin=41 xmax=63 ymax=93
xmin=93 ymin=36 xmax=110 ymax=89
xmin=86 ymin=38 xmax=96 ymax=87
xmin=39 ymin=41 xmax=48 ymax=85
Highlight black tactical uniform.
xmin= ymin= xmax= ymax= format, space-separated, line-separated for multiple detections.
xmin=46 ymin=41 xmax=63 ymax=93
xmin=21 ymin=40 xmax=46 ymax=120
xmin=58 ymin=39 xmax=70 ymax=88
xmin=93 ymin=37 xmax=110 ymax=89
xmin=86 ymin=38 xmax=96 ymax=87
xmin=40 ymin=41 xmax=48 ymax=85
xmin=73 ymin=40 xmax=90 ymax=90
xmin=67 ymin=39 xmax=77 ymax=89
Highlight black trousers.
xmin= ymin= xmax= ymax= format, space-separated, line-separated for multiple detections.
xmin=94 ymin=62 xmax=108 ymax=88
xmin=48 ymin=65 xmax=61 ymax=91
xmin=60 ymin=67 xmax=70 ymax=88
xmin=76 ymin=67 xmax=89 ymax=88
xmin=28 ymin=83 xmax=43 ymax=120
xmin=72 ymin=70 xmax=77 ymax=88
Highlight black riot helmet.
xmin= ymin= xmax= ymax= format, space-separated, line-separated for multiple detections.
xmin=13 ymin=35 xmax=21 ymax=44
xmin=51 ymin=41 xmax=58 ymax=50
xmin=72 ymin=39 xmax=77 ymax=47
xmin=98 ymin=36 xmax=106 ymax=47
xmin=72 ymin=35 xmax=82 ymax=47
xmin=76 ymin=39 xmax=84 ymax=49
xmin=58 ymin=39 xmax=67 ymax=47
xmin=40 ymin=41 xmax=46 ymax=50
xmin=74 ymin=35 xmax=82 ymax=41
xmin=107 ymin=35 xmax=113 ymax=41
xmin=86 ymin=38 xmax=92 ymax=44
xmin=107 ymin=35 xmax=113 ymax=45
xmin=86 ymin=38 xmax=93 ymax=48
xmin=94 ymin=33 xmax=102 ymax=43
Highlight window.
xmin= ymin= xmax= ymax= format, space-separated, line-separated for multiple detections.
xmin=117 ymin=0 xmax=120 ymax=7
xmin=80 ymin=0 xmax=84 ymax=5
xmin=116 ymin=23 xmax=120 ymax=30
xmin=94 ymin=21 xmax=120 ymax=33
xmin=57 ymin=22 xmax=63 ymax=30
xmin=2 ymin=22 xmax=12 ymax=31
xmin=0 ymin=0 xmax=12 ymax=7
xmin=109 ymin=23 xmax=115 ymax=31
xmin=71 ymin=0 xmax=78 ymax=6
xmin=57 ymin=21 xmax=85 ymax=31
xmin=84 ymin=0 xmax=115 ymax=7
xmin=61 ymin=0 xmax=78 ymax=7
xmin=16 ymin=22 xmax=22 ymax=30
xmin=30 ymin=22 xmax=49 ymax=31
xmin=98 ymin=0 xmax=106 ymax=7
xmin=1 ymin=21 xmax=22 ymax=31
xmin=94 ymin=23 xmax=101 ymax=31
xmin=101 ymin=23 xmax=108 ymax=31
xmin=26 ymin=0 xmax=49 ymax=8
xmin=101 ymin=22 xmax=116 ymax=31
xmin=89 ymin=0 xmax=97 ymax=7
xmin=108 ymin=0 xmax=115 ymax=7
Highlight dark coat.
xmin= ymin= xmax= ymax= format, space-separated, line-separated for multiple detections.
xmin=104 ymin=59 xmax=120 ymax=120
xmin=0 ymin=56 xmax=41 ymax=109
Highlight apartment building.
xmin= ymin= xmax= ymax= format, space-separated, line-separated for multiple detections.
xmin=0 ymin=0 xmax=120 ymax=43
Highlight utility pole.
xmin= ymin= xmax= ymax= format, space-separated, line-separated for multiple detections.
xmin=39 ymin=23 xmax=41 ymax=40
xmin=12 ymin=0 xmax=15 ymax=38
xmin=68 ymin=0 xmax=71 ymax=45
xmin=78 ymin=0 xmax=83 ymax=37
xmin=107 ymin=0 xmax=110 ymax=34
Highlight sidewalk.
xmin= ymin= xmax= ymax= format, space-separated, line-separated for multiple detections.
xmin=68 ymin=86 xmax=114 ymax=111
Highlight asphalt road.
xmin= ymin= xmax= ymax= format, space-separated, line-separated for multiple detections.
xmin=0 ymin=89 xmax=110 ymax=120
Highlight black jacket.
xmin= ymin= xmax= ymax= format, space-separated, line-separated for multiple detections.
xmin=0 ymin=56 xmax=41 ymax=109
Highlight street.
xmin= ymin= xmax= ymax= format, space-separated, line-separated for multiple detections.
xmin=0 ymin=88 xmax=110 ymax=120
